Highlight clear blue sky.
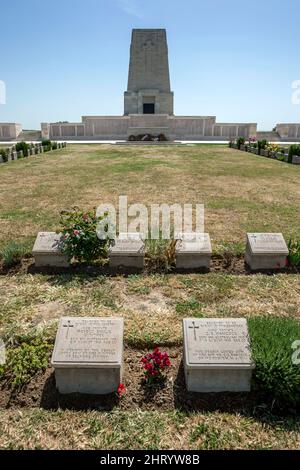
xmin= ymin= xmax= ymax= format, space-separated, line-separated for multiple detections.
xmin=0 ymin=0 xmax=299 ymax=130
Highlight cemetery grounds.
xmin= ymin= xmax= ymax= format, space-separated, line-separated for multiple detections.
xmin=0 ymin=144 xmax=299 ymax=450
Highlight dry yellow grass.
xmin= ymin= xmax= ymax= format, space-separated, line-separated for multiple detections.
xmin=0 ymin=273 xmax=299 ymax=344
xmin=0 ymin=409 xmax=298 ymax=450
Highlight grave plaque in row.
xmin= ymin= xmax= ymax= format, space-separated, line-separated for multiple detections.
xmin=32 ymin=232 xmax=69 ymax=267
xmin=245 ymin=233 xmax=288 ymax=270
xmin=175 ymin=233 xmax=212 ymax=269
xmin=183 ymin=318 xmax=255 ymax=392
xmin=51 ymin=317 xmax=124 ymax=394
xmin=109 ymin=237 xmax=145 ymax=269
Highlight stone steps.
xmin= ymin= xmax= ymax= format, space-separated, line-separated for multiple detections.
xmin=17 ymin=130 xmax=42 ymax=141
xmin=256 ymin=131 xmax=281 ymax=141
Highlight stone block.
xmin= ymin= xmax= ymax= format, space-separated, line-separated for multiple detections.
xmin=245 ymin=233 xmax=289 ymax=270
xmin=183 ymin=318 xmax=255 ymax=392
xmin=292 ymin=155 xmax=300 ymax=165
xmin=32 ymin=232 xmax=69 ymax=268
xmin=51 ymin=317 xmax=124 ymax=394
xmin=109 ymin=237 xmax=145 ymax=269
xmin=175 ymin=233 xmax=212 ymax=270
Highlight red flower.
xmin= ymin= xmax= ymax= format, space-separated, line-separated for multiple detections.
xmin=117 ymin=383 xmax=126 ymax=397
xmin=141 ymin=348 xmax=171 ymax=383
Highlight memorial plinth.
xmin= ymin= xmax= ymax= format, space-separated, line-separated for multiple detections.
xmin=183 ymin=318 xmax=255 ymax=392
xmin=51 ymin=317 xmax=124 ymax=394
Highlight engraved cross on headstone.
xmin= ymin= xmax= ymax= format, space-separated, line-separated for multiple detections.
xmin=63 ymin=320 xmax=74 ymax=339
xmin=189 ymin=321 xmax=199 ymax=341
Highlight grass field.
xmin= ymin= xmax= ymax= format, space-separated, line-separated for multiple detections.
xmin=0 ymin=144 xmax=299 ymax=450
xmin=0 ymin=144 xmax=300 ymax=250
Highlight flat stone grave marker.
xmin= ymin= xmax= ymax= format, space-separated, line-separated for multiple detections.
xmin=292 ymin=155 xmax=300 ymax=165
xmin=51 ymin=317 xmax=124 ymax=394
xmin=183 ymin=318 xmax=254 ymax=392
xmin=175 ymin=233 xmax=212 ymax=269
xmin=109 ymin=236 xmax=145 ymax=269
xmin=32 ymin=232 xmax=69 ymax=267
xmin=245 ymin=233 xmax=289 ymax=270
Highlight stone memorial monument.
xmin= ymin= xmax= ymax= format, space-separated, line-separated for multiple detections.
xmin=51 ymin=317 xmax=124 ymax=394
xmin=32 ymin=232 xmax=69 ymax=267
xmin=183 ymin=318 xmax=255 ymax=392
xmin=38 ymin=29 xmax=258 ymax=142
xmin=124 ymin=29 xmax=173 ymax=116
xmin=245 ymin=233 xmax=289 ymax=270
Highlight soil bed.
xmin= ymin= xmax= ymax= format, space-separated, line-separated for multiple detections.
xmin=0 ymin=346 xmax=289 ymax=416
xmin=1 ymin=256 xmax=299 ymax=276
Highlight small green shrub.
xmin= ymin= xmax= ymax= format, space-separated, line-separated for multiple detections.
xmin=60 ymin=207 xmax=109 ymax=263
xmin=0 ymin=337 xmax=51 ymax=387
xmin=248 ymin=317 xmax=300 ymax=408
xmin=0 ymin=241 xmax=27 ymax=268
xmin=0 ymin=148 xmax=9 ymax=162
xmin=42 ymin=139 xmax=51 ymax=147
xmin=236 ymin=137 xmax=245 ymax=149
xmin=15 ymin=141 xmax=29 ymax=157
xmin=288 ymin=144 xmax=300 ymax=164
xmin=51 ymin=142 xmax=58 ymax=150
xmin=257 ymin=140 xmax=268 ymax=151
xmin=288 ymin=239 xmax=300 ymax=266
xmin=146 ymin=237 xmax=176 ymax=271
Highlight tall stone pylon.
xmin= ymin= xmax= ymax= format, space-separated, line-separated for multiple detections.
xmin=124 ymin=29 xmax=174 ymax=115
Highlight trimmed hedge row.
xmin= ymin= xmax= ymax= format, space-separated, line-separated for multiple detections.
xmin=229 ymin=140 xmax=300 ymax=166
xmin=0 ymin=141 xmax=67 ymax=164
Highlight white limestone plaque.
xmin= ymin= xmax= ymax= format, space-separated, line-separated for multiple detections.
xmin=245 ymin=233 xmax=288 ymax=270
xmin=183 ymin=318 xmax=255 ymax=392
xmin=51 ymin=317 xmax=124 ymax=394
xmin=109 ymin=237 xmax=145 ymax=269
xmin=175 ymin=233 xmax=212 ymax=270
xmin=32 ymin=232 xmax=69 ymax=268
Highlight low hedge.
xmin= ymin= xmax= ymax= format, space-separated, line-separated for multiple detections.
xmin=288 ymin=144 xmax=300 ymax=164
